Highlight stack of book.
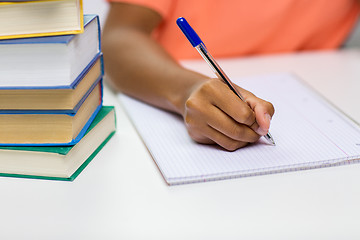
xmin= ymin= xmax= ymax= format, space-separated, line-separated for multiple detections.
xmin=0 ymin=0 xmax=116 ymax=181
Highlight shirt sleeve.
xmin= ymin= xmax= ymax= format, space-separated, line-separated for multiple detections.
xmin=106 ymin=0 xmax=174 ymax=19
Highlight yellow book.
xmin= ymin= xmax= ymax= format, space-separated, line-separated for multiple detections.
xmin=0 ymin=83 xmax=102 ymax=145
xmin=0 ymin=0 xmax=84 ymax=40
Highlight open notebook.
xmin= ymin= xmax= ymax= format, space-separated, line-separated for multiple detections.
xmin=118 ymin=73 xmax=360 ymax=185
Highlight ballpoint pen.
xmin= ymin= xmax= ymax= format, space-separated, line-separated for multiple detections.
xmin=176 ymin=17 xmax=276 ymax=146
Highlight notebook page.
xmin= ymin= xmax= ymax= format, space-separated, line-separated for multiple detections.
xmin=118 ymin=73 xmax=360 ymax=185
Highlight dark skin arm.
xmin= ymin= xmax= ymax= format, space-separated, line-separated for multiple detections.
xmin=102 ymin=3 xmax=275 ymax=151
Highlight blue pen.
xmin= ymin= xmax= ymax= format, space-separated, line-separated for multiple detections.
xmin=176 ymin=17 xmax=275 ymax=146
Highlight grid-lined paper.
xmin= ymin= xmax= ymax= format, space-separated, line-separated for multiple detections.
xmin=118 ymin=74 xmax=360 ymax=185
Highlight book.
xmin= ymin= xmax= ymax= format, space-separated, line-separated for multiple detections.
xmin=119 ymin=73 xmax=360 ymax=185
xmin=0 ymin=0 xmax=84 ymax=40
xmin=0 ymin=106 xmax=116 ymax=181
xmin=0 ymin=54 xmax=103 ymax=112
xmin=0 ymin=14 xmax=100 ymax=88
xmin=0 ymin=81 xmax=102 ymax=146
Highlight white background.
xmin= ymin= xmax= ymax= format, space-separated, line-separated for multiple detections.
xmin=83 ymin=0 xmax=109 ymax=28
xmin=1 ymin=1 xmax=360 ymax=239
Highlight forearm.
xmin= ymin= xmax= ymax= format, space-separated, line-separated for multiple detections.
xmin=102 ymin=2 xmax=275 ymax=151
xmin=102 ymin=27 xmax=208 ymax=115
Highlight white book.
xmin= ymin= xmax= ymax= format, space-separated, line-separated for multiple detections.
xmin=0 ymin=14 xmax=100 ymax=88
xmin=119 ymin=73 xmax=360 ymax=185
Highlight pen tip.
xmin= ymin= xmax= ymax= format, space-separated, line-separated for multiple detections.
xmin=265 ymin=133 xmax=276 ymax=146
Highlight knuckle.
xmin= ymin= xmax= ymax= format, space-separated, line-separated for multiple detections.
xmin=184 ymin=114 xmax=193 ymax=126
xmin=242 ymin=109 xmax=255 ymax=125
xmin=199 ymin=80 xmax=218 ymax=95
xmin=229 ymin=124 xmax=244 ymax=139
xmin=185 ymin=96 xmax=207 ymax=114
xmin=184 ymin=100 xmax=205 ymax=126
xmin=185 ymin=97 xmax=198 ymax=110
xmin=184 ymin=113 xmax=200 ymax=130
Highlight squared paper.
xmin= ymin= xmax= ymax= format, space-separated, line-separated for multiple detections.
xmin=118 ymin=74 xmax=360 ymax=185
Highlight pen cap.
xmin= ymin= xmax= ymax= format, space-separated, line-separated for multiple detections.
xmin=176 ymin=17 xmax=202 ymax=47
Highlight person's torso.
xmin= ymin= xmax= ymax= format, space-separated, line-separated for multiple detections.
xmin=152 ymin=0 xmax=359 ymax=59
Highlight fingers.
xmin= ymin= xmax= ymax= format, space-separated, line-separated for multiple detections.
xmin=206 ymin=105 xmax=260 ymax=143
xmin=187 ymin=125 xmax=250 ymax=151
xmin=210 ymin=82 xmax=257 ymax=127
xmin=184 ymin=79 xmax=263 ymax=151
xmin=235 ymin=86 xmax=275 ymax=136
xmin=185 ymin=103 xmax=260 ymax=150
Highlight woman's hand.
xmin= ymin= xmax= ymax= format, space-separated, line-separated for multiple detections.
xmin=103 ymin=3 xmax=274 ymax=152
xmin=183 ymin=78 xmax=275 ymax=151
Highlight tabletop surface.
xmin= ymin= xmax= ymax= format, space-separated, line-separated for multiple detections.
xmin=1 ymin=49 xmax=360 ymax=240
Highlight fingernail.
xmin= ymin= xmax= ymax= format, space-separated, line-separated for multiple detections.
xmin=257 ymin=126 xmax=268 ymax=136
xmin=257 ymin=114 xmax=271 ymax=136
xmin=265 ymin=113 xmax=272 ymax=125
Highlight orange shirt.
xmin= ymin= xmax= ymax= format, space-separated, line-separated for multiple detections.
xmin=109 ymin=0 xmax=360 ymax=60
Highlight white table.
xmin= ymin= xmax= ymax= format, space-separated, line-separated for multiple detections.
xmin=1 ymin=50 xmax=360 ymax=240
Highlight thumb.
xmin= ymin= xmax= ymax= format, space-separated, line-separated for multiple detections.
xmin=247 ymin=97 xmax=274 ymax=136
xmin=235 ymin=86 xmax=275 ymax=136
xmin=255 ymin=111 xmax=272 ymax=136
